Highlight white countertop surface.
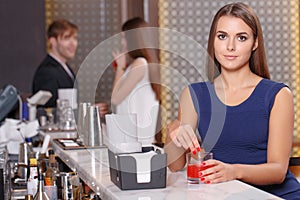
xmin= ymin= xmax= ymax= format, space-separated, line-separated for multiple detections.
xmin=39 ymin=129 xmax=78 ymax=139
xmin=51 ymin=141 xmax=282 ymax=200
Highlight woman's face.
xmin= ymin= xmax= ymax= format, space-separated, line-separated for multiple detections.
xmin=214 ymin=16 xmax=257 ymax=72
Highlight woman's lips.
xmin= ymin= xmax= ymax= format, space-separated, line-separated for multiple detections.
xmin=224 ymin=55 xmax=237 ymax=60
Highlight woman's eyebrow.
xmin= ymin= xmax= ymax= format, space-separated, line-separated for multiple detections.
xmin=216 ymin=30 xmax=249 ymax=35
xmin=236 ymin=32 xmax=249 ymax=35
xmin=216 ymin=30 xmax=227 ymax=34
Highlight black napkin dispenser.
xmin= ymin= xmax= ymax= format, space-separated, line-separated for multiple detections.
xmin=108 ymin=147 xmax=167 ymax=190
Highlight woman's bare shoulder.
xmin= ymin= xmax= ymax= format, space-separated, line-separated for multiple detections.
xmin=131 ymin=57 xmax=148 ymax=68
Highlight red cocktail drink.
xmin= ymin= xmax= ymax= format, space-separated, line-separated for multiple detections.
xmin=187 ymin=164 xmax=211 ymax=179
xmin=186 ymin=152 xmax=213 ymax=184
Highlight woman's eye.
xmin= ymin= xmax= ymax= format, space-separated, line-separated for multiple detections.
xmin=237 ymin=35 xmax=247 ymax=41
xmin=217 ymin=34 xmax=226 ymax=40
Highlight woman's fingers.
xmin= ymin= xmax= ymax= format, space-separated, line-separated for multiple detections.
xmin=112 ymin=50 xmax=118 ymax=58
xmin=176 ymin=128 xmax=191 ymax=149
xmin=112 ymin=50 xmax=122 ymax=60
xmin=199 ymin=160 xmax=235 ymax=184
xmin=183 ymin=125 xmax=200 ymax=151
xmin=169 ymin=127 xmax=182 ymax=147
xmin=179 ymin=126 xmax=196 ymax=151
xmin=169 ymin=123 xmax=200 ymax=151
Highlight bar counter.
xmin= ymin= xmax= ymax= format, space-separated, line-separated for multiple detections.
xmin=51 ymin=141 xmax=282 ymax=200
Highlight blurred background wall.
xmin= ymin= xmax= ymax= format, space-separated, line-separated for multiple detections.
xmin=0 ymin=0 xmax=46 ymax=95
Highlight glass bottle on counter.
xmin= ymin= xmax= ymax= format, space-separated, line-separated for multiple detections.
xmin=49 ymin=149 xmax=59 ymax=174
xmin=27 ymin=152 xmax=38 ymax=196
xmin=34 ymin=173 xmax=50 ymax=200
xmin=38 ymin=153 xmax=47 ymax=174
xmin=44 ymin=149 xmax=58 ymax=200
xmin=45 ymin=149 xmax=59 ymax=184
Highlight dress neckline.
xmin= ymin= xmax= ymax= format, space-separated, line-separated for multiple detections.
xmin=210 ymin=78 xmax=265 ymax=108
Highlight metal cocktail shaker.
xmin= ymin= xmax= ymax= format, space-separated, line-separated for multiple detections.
xmin=84 ymin=105 xmax=103 ymax=147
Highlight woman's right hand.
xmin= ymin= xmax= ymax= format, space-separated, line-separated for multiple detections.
xmin=112 ymin=50 xmax=126 ymax=72
xmin=168 ymin=120 xmax=201 ymax=154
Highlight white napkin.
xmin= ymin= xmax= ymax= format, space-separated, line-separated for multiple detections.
xmin=119 ymin=151 xmax=156 ymax=183
xmin=0 ymin=118 xmax=39 ymax=154
xmin=106 ymin=114 xmax=142 ymax=153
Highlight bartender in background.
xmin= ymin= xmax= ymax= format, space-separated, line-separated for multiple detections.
xmin=32 ymin=19 xmax=77 ymax=108
xmin=32 ymin=19 xmax=109 ymax=117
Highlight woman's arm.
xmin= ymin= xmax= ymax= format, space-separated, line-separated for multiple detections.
xmin=201 ymin=87 xmax=294 ymax=185
xmin=237 ymin=87 xmax=294 ymax=184
xmin=165 ymin=87 xmax=199 ymax=172
xmin=111 ymin=57 xmax=146 ymax=105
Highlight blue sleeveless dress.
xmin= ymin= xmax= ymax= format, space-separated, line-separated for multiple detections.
xmin=189 ymin=79 xmax=300 ymax=199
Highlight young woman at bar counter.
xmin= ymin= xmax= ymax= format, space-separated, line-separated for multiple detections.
xmin=111 ymin=17 xmax=159 ymax=145
xmin=165 ymin=2 xmax=300 ymax=199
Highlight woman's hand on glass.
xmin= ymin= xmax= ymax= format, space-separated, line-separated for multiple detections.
xmin=199 ymin=159 xmax=238 ymax=184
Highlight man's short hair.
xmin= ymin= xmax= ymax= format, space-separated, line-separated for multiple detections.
xmin=47 ymin=19 xmax=78 ymax=39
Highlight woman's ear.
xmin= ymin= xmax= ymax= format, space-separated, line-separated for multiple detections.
xmin=252 ymin=38 xmax=258 ymax=51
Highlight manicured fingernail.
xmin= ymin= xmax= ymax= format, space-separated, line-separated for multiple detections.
xmin=196 ymin=147 xmax=201 ymax=151
xmin=202 ymin=162 xmax=206 ymax=166
xmin=192 ymin=150 xmax=197 ymax=155
xmin=205 ymin=180 xmax=211 ymax=184
xmin=200 ymin=177 xmax=205 ymax=181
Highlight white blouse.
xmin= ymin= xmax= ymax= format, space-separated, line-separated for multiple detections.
xmin=115 ymin=57 xmax=159 ymax=146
